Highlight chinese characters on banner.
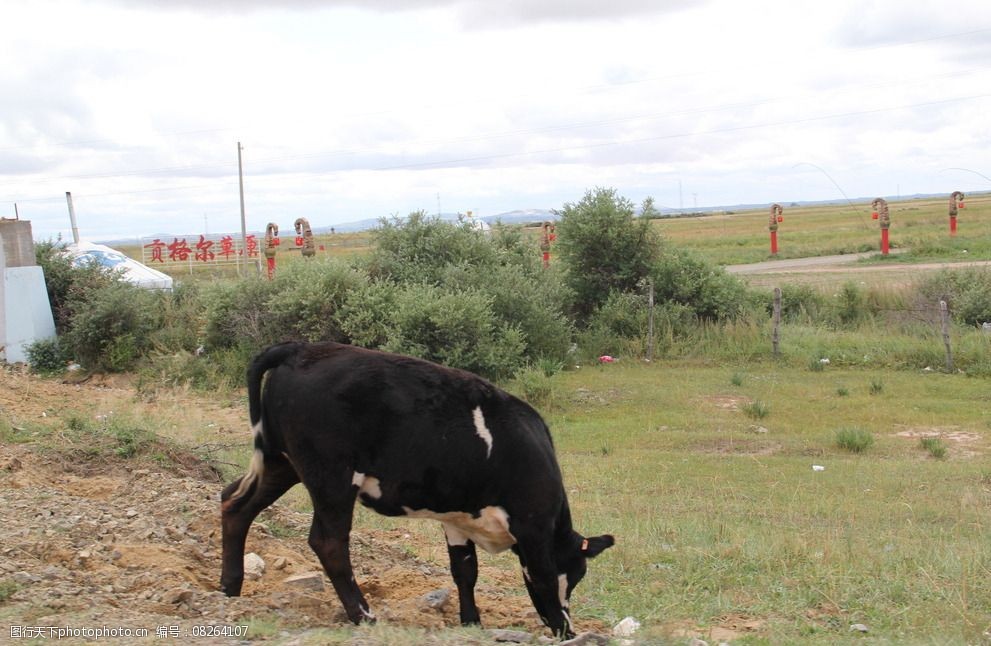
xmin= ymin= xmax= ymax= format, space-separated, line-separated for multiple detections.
xmin=141 ymin=233 xmax=319 ymax=266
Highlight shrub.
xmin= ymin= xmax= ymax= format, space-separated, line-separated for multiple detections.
xmin=35 ymin=239 xmax=119 ymax=334
xmin=837 ymin=282 xmax=868 ymax=326
xmin=368 ymin=211 xmax=500 ymax=285
xmin=382 ymin=284 xmax=526 ymax=380
xmin=202 ymin=276 xmax=282 ymax=352
xmin=263 ymin=258 xmax=366 ymax=343
xmin=513 ymin=367 xmax=554 ymax=407
xmin=652 ymin=248 xmax=751 ymax=321
xmin=835 ymin=428 xmax=874 ymax=453
xmin=338 ymin=280 xmax=401 ymax=349
xmin=62 ymin=282 xmax=161 ymax=372
xmin=25 ymin=337 xmax=71 ymax=374
xmin=555 ymin=188 xmax=660 ymax=319
xmin=917 ymin=267 xmax=991 ymax=326
xmin=774 ymin=284 xmax=828 ymax=323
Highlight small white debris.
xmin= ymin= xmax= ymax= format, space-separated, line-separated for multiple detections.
xmin=812 ymin=465 xmax=825 ymax=472
xmin=688 ymin=638 xmax=709 ymax=646
xmin=819 ymin=358 xmax=830 ymax=365
xmin=243 ymin=552 xmax=266 ymax=580
xmin=613 ymin=616 xmax=641 ymax=637
xmin=922 ymin=366 xmax=933 ymax=372
xmin=850 ymin=623 xmax=869 ymax=633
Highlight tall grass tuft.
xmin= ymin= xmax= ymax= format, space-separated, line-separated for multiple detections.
xmin=919 ymin=437 xmax=947 ymax=459
xmin=742 ymin=399 xmax=770 ymax=420
xmin=835 ymin=427 xmax=875 ymax=453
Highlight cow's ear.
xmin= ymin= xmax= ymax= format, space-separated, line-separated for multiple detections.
xmin=580 ymin=534 xmax=615 ymax=558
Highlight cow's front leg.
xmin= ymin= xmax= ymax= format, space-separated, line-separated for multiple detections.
xmin=516 ymin=540 xmax=572 ymax=639
xmin=308 ymin=492 xmax=372 ymax=624
xmin=443 ymin=523 xmax=480 ymax=625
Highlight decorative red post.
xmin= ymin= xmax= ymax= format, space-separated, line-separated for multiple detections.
xmin=768 ymin=203 xmax=782 ymax=255
xmin=264 ymin=222 xmax=279 ymax=278
xmin=540 ymin=221 xmax=556 ymax=268
xmin=294 ymin=217 xmax=316 ymax=257
xmin=872 ymin=198 xmax=890 ymax=255
xmin=948 ymin=191 xmax=964 ymax=235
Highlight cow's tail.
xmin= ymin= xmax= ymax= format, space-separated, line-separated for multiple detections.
xmin=227 ymin=342 xmax=303 ymax=504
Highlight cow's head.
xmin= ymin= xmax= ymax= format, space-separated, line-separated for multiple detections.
xmin=558 ymin=532 xmax=614 ymax=603
xmin=524 ymin=531 xmax=614 ymax=636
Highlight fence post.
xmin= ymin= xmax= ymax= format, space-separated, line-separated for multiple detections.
xmin=772 ymin=287 xmax=782 ymax=356
xmin=646 ymin=279 xmax=655 ymax=362
xmin=939 ymin=300 xmax=953 ymax=372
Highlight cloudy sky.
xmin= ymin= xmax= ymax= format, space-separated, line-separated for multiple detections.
xmin=2 ymin=0 xmax=990 ymax=242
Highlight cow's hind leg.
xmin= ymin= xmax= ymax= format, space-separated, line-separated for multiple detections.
xmin=443 ymin=524 xmax=481 ymax=625
xmin=220 ymin=456 xmax=299 ymax=596
xmin=307 ymin=485 xmax=372 ymax=624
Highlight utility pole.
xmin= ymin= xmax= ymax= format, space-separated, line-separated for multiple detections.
xmin=65 ymin=192 xmax=80 ymax=243
xmin=13 ymin=203 xmax=19 ymax=220
xmin=238 ymin=142 xmax=247 ymax=276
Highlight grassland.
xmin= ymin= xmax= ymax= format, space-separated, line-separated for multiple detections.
xmin=534 ymin=360 xmax=990 ymax=644
xmin=196 ymin=360 xmax=989 ymax=644
xmin=652 ymin=193 xmax=991 ymax=267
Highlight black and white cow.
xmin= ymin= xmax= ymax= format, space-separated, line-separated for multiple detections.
xmin=220 ymin=342 xmax=613 ymax=638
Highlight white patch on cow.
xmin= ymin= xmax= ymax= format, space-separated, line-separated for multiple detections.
xmin=522 ymin=567 xmax=532 ymax=582
xmin=359 ymin=476 xmax=382 ymax=500
xmin=442 ymin=522 xmax=469 ymax=547
xmin=558 ymin=573 xmax=569 ymax=608
xmin=472 ymin=406 xmax=493 ymax=458
xmin=402 ymin=505 xmax=516 ymax=554
xmin=562 ymin=608 xmax=574 ymax=633
xmin=351 ymin=472 xmax=365 ymax=488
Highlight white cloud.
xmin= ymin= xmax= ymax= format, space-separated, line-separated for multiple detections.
xmin=1 ymin=0 xmax=990 ymax=241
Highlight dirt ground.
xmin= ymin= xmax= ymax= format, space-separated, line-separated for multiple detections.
xmin=0 ymin=367 xmax=601 ymax=644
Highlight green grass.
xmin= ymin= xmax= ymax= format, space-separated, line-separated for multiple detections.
xmin=22 ymin=357 xmax=988 ymax=644
xmin=543 ymin=361 xmax=990 ymax=644
xmin=653 ymin=194 xmax=991 ymax=266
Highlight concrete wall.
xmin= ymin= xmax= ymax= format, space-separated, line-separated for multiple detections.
xmin=0 ymin=226 xmax=57 ymax=364
xmin=0 ymin=220 xmax=37 ymax=268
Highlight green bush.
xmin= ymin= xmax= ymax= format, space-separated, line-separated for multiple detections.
xmin=382 ymin=284 xmax=526 ymax=380
xmin=63 ymin=282 xmax=161 ymax=372
xmin=917 ymin=267 xmax=991 ymax=326
xmin=774 ymin=284 xmax=828 ymax=323
xmin=202 ymin=276 xmax=282 ymax=352
xmin=338 ymin=280 xmax=401 ymax=349
xmin=652 ymin=248 xmax=751 ymax=321
xmin=25 ymin=337 xmax=71 ymax=374
xmin=555 ymin=188 xmax=660 ymax=319
xmin=263 ymin=258 xmax=366 ymax=343
xmin=35 ymin=239 xmax=119 ymax=334
xmin=513 ymin=366 xmax=554 ymax=406
xmin=368 ymin=211 xmax=500 ymax=285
